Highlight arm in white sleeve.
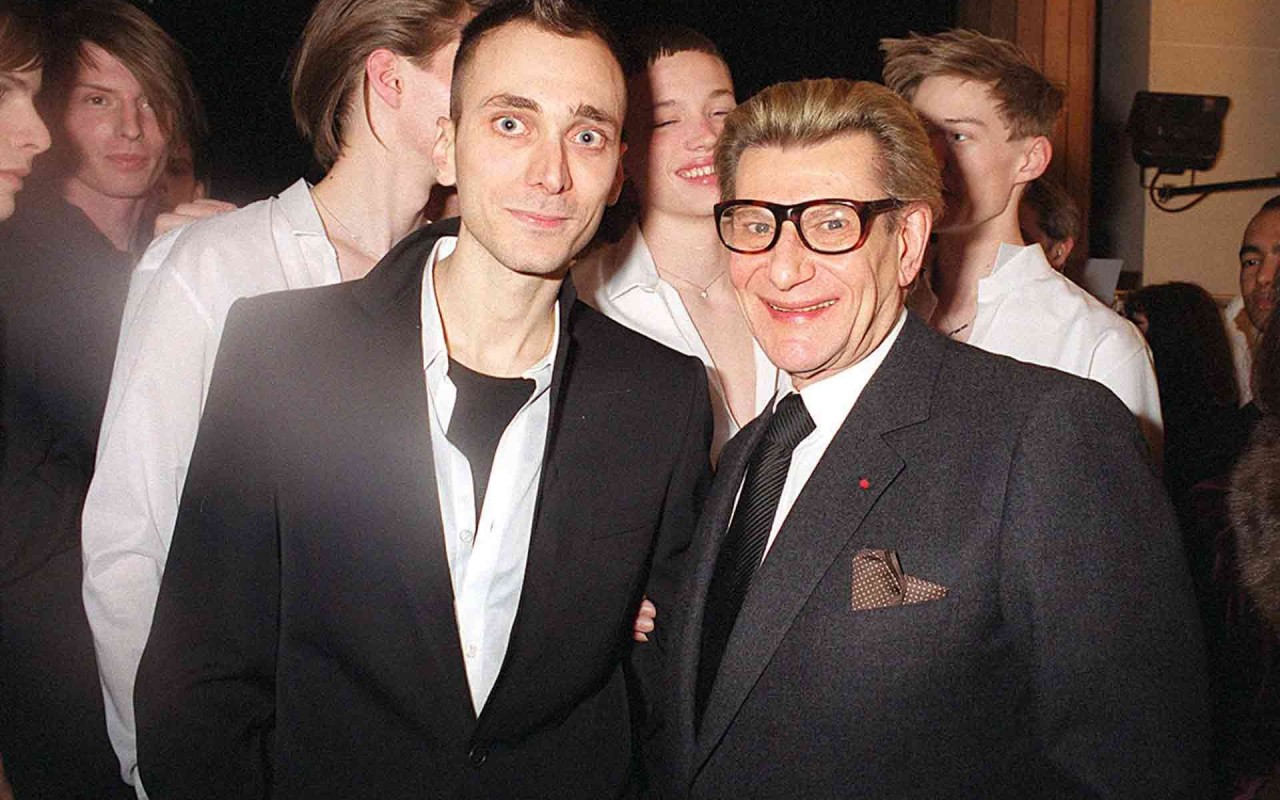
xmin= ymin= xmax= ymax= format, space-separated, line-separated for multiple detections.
xmin=81 ymin=233 xmax=222 ymax=794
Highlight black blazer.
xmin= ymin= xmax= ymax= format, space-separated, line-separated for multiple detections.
xmin=135 ymin=220 xmax=712 ymax=799
xmin=657 ymin=314 xmax=1209 ymax=799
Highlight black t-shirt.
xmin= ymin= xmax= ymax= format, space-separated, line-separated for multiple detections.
xmin=445 ymin=357 xmax=535 ymax=528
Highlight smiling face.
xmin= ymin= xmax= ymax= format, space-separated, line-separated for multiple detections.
xmin=910 ymin=74 xmax=1043 ymax=236
xmin=727 ymin=133 xmax=927 ymax=388
xmin=61 ymin=43 xmax=169 ymax=202
xmin=434 ymin=22 xmax=625 ymax=279
xmin=1240 ymin=207 xmax=1280 ymax=330
xmin=624 ymin=50 xmax=734 ymax=223
xmin=0 ymin=65 xmax=52 ymax=220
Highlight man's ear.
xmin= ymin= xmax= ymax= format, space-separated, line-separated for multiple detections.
xmin=606 ymin=142 xmax=627 ymax=206
xmin=896 ymin=202 xmax=933 ymax=288
xmin=433 ymin=116 xmax=457 ymax=188
xmin=365 ymin=49 xmax=404 ymax=110
xmin=1017 ymin=135 xmax=1052 ymax=184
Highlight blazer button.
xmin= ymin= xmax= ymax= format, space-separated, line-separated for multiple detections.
xmin=468 ymin=744 xmax=488 ymax=767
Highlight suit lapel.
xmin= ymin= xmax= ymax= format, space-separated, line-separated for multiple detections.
xmin=348 ymin=219 xmax=476 ymax=733
xmin=470 ymin=287 xmax=582 ymax=734
xmin=692 ymin=315 xmax=945 ymax=770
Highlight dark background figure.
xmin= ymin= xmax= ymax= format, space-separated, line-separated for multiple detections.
xmin=1019 ymin=174 xmax=1080 ymax=273
xmin=1181 ymin=298 xmax=1280 ymax=799
xmin=1123 ymin=282 xmax=1253 ymax=517
xmin=1222 ymin=302 xmax=1280 ymax=799
xmin=0 ymin=1 xmax=196 ymax=796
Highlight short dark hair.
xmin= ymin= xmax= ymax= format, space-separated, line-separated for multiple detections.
xmin=622 ymin=24 xmax=724 ymax=79
xmin=1259 ymin=194 xmax=1280 ymax=214
xmin=289 ymin=0 xmax=483 ymax=171
xmin=1023 ymin=176 xmax=1080 ymax=245
xmin=46 ymin=1 xmax=204 ymax=151
xmin=449 ymin=0 xmax=623 ymax=120
xmin=0 ymin=5 xmax=44 ymax=73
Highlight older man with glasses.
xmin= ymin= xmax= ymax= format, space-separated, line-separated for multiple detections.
xmin=651 ymin=77 xmax=1208 ymax=800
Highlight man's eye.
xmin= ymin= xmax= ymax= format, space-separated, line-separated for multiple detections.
xmin=574 ymin=129 xmax=605 ymax=147
xmin=652 ymin=120 xmax=677 ymax=129
xmin=950 ymin=131 xmax=969 ymax=143
xmin=86 ymin=94 xmax=107 ymax=106
xmin=495 ymin=116 xmax=525 ymax=135
xmin=1242 ymin=258 xmax=1260 ymax=269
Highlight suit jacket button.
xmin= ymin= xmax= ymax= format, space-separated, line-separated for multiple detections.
xmin=468 ymin=744 xmax=488 ymax=767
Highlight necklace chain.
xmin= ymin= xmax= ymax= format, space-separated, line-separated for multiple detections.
xmin=663 ymin=269 xmax=727 ymax=299
xmin=311 ymin=187 xmax=384 ymax=263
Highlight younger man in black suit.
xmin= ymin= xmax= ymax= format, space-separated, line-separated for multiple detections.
xmin=657 ymin=77 xmax=1207 ymax=798
xmin=135 ymin=1 xmax=711 ymax=797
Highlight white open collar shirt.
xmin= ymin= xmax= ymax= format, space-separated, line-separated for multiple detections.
xmin=419 ymin=237 xmax=557 ymax=714
xmin=968 ymin=243 xmax=1163 ymax=455
xmin=757 ymin=311 xmax=906 ymax=559
xmin=573 ymin=223 xmax=776 ymax=462
xmin=81 ymin=178 xmax=340 ymax=796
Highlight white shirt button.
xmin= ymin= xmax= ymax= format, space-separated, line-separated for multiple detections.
xmin=460 ymin=529 xmax=474 ymax=544
xmin=465 ymin=644 xmax=478 ymax=658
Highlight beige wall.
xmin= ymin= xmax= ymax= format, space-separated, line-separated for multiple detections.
xmin=1140 ymin=0 xmax=1280 ymax=296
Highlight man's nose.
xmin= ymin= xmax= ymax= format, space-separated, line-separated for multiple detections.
xmin=766 ymin=223 xmax=816 ymax=291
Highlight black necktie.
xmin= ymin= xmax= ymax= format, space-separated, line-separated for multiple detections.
xmin=696 ymin=393 xmax=815 ymax=726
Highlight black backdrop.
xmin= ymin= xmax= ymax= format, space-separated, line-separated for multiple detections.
xmin=133 ymin=0 xmax=954 ymax=203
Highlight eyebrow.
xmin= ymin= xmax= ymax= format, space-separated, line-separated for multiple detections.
xmin=942 ymin=116 xmax=987 ymax=127
xmin=1240 ymin=243 xmax=1280 ymax=258
xmin=483 ymin=93 xmax=539 ymax=113
xmin=573 ymin=103 xmax=619 ymax=128
xmin=73 ymin=81 xmax=123 ymax=94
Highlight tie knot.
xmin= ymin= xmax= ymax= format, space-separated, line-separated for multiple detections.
xmin=763 ymin=393 xmax=815 ymax=450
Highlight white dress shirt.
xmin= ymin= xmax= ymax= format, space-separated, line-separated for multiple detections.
xmin=968 ymin=243 xmax=1164 ymax=456
xmin=81 ymin=179 xmax=341 ymax=795
xmin=757 ymin=312 xmax=906 ymax=559
xmin=420 ymin=238 xmax=557 ymax=714
xmin=1222 ymin=294 xmax=1256 ymax=407
xmin=573 ymin=223 xmax=776 ymax=461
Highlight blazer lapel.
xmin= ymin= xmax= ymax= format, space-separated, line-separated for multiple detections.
xmin=348 ymin=218 xmax=476 ymax=734
xmin=469 ymin=285 xmax=580 ymax=735
xmin=670 ymin=410 xmax=771 ymax=775
xmin=693 ymin=315 xmax=945 ymax=770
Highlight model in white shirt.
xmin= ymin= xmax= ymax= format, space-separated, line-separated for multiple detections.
xmin=81 ymin=3 xmax=469 ymax=792
xmin=575 ymin=31 xmax=771 ymax=462
xmin=882 ymin=32 xmax=1162 ymax=455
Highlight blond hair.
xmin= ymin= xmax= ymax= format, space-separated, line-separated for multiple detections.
xmin=715 ymin=78 xmax=942 ymax=221
xmin=881 ymin=29 xmax=1063 ymax=140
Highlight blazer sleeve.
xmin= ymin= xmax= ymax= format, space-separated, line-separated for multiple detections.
xmin=134 ymin=298 xmax=280 ymax=799
xmin=646 ymin=357 xmax=713 ymax=627
xmin=630 ymin=358 xmax=712 ymax=751
xmin=1000 ymin=378 xmax=1208 ymax=798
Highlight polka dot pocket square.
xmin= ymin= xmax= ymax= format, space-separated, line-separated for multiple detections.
xmin=850 ymin=548 xmax=949 ymax=611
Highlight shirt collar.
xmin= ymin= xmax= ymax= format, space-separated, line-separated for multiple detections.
xmin=983 ymin=242 xmax=1055 ymax=292
xmin=774 ymin=309 xmax=907 ymax=436
xmin=421 ymin=236 xmax=558 ymax=390
xmin=279 ymin=178 xmax=328 ymax=238
xmin=601 ymin=223 xmax=662 ymax=300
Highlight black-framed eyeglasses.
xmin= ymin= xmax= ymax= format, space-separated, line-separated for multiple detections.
xmin=714 ymin=197 xmax=904 ymax=255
